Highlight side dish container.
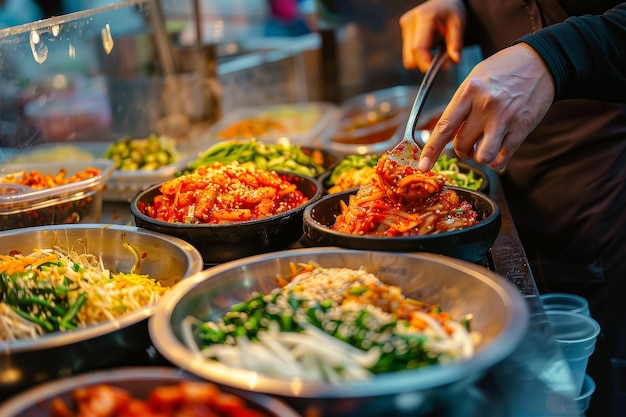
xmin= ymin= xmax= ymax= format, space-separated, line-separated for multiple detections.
xmin=201 ymin=102 xmax=339 ymax=146
xmin=149 ymin=248 xmax=529 ymax=417
xmin=0 ymin=160 xmax=114 ymax=231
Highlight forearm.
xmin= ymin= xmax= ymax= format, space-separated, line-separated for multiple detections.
xmin=516 ymin=4 xmax=626 ymax=102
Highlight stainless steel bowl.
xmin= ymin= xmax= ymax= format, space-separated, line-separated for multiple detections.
xmin=149 ymin=248 xmax=529 ymax=416
xmin=0 ymin=367 xmax=302 ymax=417
xmin=0 ymin=224 xmax=204 ymax=394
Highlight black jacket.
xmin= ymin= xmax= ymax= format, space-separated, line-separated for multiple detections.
xmin=518 ymin=3 xmax=626 ymax=101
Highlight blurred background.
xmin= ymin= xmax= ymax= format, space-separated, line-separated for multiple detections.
xmin=0 ymin=0 xmax=481 ymax=154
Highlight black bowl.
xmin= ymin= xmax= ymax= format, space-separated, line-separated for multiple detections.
xmin=302 ymin=187 xmax=501 ymax=263
xmin=131 ymin=171 xmax=322 ymax=266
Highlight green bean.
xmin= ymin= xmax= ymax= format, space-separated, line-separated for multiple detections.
xmin=19 ymin=296 xmax=66 ymax=317
xmin=187 ymin=140 xmax=325 ymax=176
xmin=60 ymin=292 xmax=88 ymax=329
xmin=13 ymin=306 xmax=55 ymax=332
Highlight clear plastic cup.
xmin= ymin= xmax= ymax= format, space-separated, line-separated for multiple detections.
xmin=545 ymin=311 xmax=601 ymax=395
xmin=540 ymin=293 xmax=590 ymax=316
xmin=574 ymin=374 xmax=596 ymax=413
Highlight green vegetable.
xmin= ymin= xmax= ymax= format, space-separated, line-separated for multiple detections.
xmin=327 ymin=153 xmax=484 ymax=191
xmin=0 ymin=268 xmax=84 ymax=333
xmin=104 ymin=134 xmax=179 ymax=171
xmin=328 ymin=154 xmax=379 ymax=185
xmin=192 ymin=287 xmax=448 ymax=374
xmin=431 ymin=154 xmax=484 ymax=191
xmin=187 ymin=139 xmax=326 ymax=177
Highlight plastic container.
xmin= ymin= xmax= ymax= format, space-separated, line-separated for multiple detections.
xmin=545 ymin=311 xmax=601 ymax=395
xmin=5 ymin=141 xmax=201 ymax=203
xmin=104 ymin=158 xmax=194 ymax=203
xmin=574 ymin=374 xmax=596 ymax=413
xmin=540 ymin=293 xmax=590 ymax=317
xmin=202 ymin=102 xmax=339 ymax=146
xmin=0 ymin=159 xmax=114 ymax=231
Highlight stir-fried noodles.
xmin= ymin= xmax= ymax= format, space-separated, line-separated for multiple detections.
xmin=182 ymin=263 xmax=479 ymax=383
xmin=0 ymin=245 xmax=168 ymax=342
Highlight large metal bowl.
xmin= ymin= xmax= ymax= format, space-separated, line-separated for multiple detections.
xmin=302 ymin=187 xmax=501 ymax=263
xmin=0 ymin=367 xmax=301 ymax=417
xmin=149 ymin=248 xmax=529 ymax=416
xmin=131 ymin=171 xmax=322 ymax=266
xmin=0 ymin=224 xmax=204 ymax=394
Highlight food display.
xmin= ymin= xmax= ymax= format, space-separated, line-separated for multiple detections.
xmin=138 ymin=162 xmax=311 ymax=224
xmin=183 ymin=263 xmax=477 ymax=382
xmin=334 ymin=180 xmax=477 ymax=237
xmin=325 ymin=154 xmax=379 ymax=194
xmin=0 ymin=160 xmax=114 ymax=231
xmin=186 ymin=139 xmax=337 ymax=178
xmin=103 ymin=134 xmax=179 ymax=171
xmin=131 ymin=164 xmax=322 ymax=265
xmin=0 ymin=367 xmax=300 ymax=417
xmin=0 ymin=224 xmax=203 ymax=394
xmin=303 ymin=189 xmax=499 ymax=263
xmin=1 ymin=166 xmax=101 ymax=189
xmin=329 ymin=108 xmax=404 ymax=145
xmin=149 ymin=248 xmax=529 ymax=416
xmin=330 ymin=152 xmax=478 ymax=237
xmin=322 ymin=86 xmax=420 ymax=155
xmin=205 ymin=102 xmax=338 ymax=145
xmin=325 ymin=154 xmax=486 ymax=194
xmin=0 ymin=242 xmax=168 ymax=342
xmin=49 ymin=381 xmax=268 ymax=417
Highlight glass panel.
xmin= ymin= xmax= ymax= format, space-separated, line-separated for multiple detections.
xmin=0 ymin=0 xmax=219 ymax=154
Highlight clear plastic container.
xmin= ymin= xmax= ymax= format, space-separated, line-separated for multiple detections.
xmin=0 ymin=159 xmax=114 ymax=230
xmin=5 ymin=141 xmax=201 ymax=203
xmin=201 ymin=102 xmax=339 ymax=146
xmin=574 ymin=374 xmax=595 ymax=413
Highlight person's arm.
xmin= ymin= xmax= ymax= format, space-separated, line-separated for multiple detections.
xmin=417 ymin=3 xmax=626 ymax=173
xmin=417 ymin=43 xmax=554 ymax=172
xmin=516 ymin=3 xmax=626 ymax=102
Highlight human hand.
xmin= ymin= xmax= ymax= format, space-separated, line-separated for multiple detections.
xmin=400 ymin=0 xmax=467 ymax=72
xmin=418 ymin=43 xmax=556 ymax=172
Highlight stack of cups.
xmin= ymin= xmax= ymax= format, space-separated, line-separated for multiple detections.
xmin=540 ymin=293 xmax=600 ymax=413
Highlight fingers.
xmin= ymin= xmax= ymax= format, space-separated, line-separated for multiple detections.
xmin=400 ymin=12 xmax=436 ymax=72
xmin=443 ymin=13 xmax=465 ymax=64
xmin=400 ymin=0 xmax=466 ymax=73
xmin=418 ymin=101 xmax=470 ymax=172
xmin=417 ymin=40 xmax=555 ymax=174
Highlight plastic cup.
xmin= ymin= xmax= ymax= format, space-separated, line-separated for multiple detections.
xmin=540 ymin=293 xmax=590 ymax=316
xmin=574 ymin=374 xmax=596 ymax=413
xmin=545 ymin=311 xmax=600 ymax=395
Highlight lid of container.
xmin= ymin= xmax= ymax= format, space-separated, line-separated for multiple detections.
xmin=0 ymin=159 xmax=115 ymax=210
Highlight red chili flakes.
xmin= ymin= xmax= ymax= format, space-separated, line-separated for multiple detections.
xmin=142 ymin=162 xmax=309 ymax=224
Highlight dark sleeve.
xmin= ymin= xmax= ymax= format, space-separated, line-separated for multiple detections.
xmin=515 ymin=3 xmax=626 ymax=102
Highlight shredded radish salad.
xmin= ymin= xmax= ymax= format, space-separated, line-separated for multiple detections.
xmin=182 ymin=263 xmax=481 ymax=383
